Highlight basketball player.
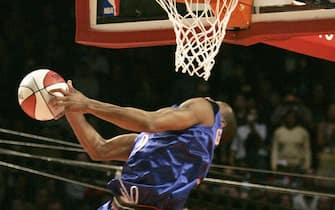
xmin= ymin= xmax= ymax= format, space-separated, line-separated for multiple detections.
xmin=51 ymin=80 xmax=236 ymax=210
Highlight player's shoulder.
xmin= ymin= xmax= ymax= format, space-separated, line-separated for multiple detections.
xmin=179 ymin=98 xmax=215 ymax=121
xmin=180 ymin=97 xmax=212 ymax=108
xmin=178 ymin=98 xmax=215 ymax=126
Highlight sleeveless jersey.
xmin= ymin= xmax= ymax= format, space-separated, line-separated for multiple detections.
xmin=107 ymin=100 xmax=222 ymax=210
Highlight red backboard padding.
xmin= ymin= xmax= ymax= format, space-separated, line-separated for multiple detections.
xmin=75 ymin=0 xmax=335 ymax=62
xmin=263 ymin=35 xmax=335 ymax=62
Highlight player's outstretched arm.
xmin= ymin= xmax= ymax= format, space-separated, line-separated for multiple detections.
xmin=51 ymin=81 xmax=136 ymax=161
xmin=65 ymin=112 xmax=137 ymax=161
xmin=52 ymin=81 xmax=215 ymax=133
xmin=85 ymin=97 xmax=214 ymax=132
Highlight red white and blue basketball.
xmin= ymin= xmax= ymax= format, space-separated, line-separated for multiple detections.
xmin=18 ymin=69 xmax=68 ymax=121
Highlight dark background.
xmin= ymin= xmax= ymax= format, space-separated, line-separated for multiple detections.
xmin=0 ymin=1 xmax=335 ymax=210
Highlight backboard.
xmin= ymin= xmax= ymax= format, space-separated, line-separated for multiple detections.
xmin=75 ymin=0 xmax=335 ymax=61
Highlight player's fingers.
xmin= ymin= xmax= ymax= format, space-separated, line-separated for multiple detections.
xmin=67 ymin=80 xmax=75 ymax=92
xmin=49 ymin=96 xmax=66 ymax=107
xmin=49 ymin=97 xmax=57 ymax=106
xmin=50 ymin=89 xmax=67 ymax=96
xmin=54 ymin=111 xmax=65 ymax=120
xmin=67 ymin=80 xmax=83 ymax=95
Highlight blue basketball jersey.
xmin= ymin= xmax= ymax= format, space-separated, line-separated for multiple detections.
xmin=107 ymin=100 xmax=222 ymax=210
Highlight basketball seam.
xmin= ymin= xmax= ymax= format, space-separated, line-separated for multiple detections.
xmin=20 ymin=82 xmax=66 ymax=95
xmin=32 ymin=77 xmax=60 ymax=119
xmin=19 ymin=85 xmax=35 ymax=93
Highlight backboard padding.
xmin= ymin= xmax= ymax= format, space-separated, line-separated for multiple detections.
xmin=75 ymin=0 xmax=335 ymax=61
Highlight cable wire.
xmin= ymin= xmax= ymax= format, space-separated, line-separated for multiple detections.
xmin=211 ymin=164 xmax=335 ymax=182
xmin=204 ymin=177 xmax=335 ymax=199
xmin=0 ymin=160 xmax=111 ymax=193
xmin=2 ymin=127 xmax=335 ymax=198
xmin=0 ymin=139 xmax=85 ymax=152
xmin=0 ymin=148 xmax=122 ymax=171
xmin=0 ymin=128 xmax=82 ymax=148
xmin=1 ymin=147 xmax=334 ymax=199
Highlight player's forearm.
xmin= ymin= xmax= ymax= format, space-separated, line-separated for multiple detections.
xmin=86 ymin=99 xmax=153 ymax=132
xmin=65 ymin=113 xmax=105 ymax=160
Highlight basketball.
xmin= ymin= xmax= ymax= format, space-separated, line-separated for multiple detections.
xmin=18 ymin=69 xmax=68 ymax=121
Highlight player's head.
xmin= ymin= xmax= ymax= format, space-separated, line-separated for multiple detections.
xmin=216 ymin=101 xmax=237 ymax=143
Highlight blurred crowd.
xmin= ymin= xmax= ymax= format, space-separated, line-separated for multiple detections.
xmin=0 ymin=1 xmax=335 ymax=210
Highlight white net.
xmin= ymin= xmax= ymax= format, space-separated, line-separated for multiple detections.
xmin=155 ymin=0 xmax=238 ymax=80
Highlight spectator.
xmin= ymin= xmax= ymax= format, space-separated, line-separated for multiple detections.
xmin=271 ymin=109 xmax=311 ymax=173
xmin=47 ymin=199 xmax=64 ymax=210
xmin=33 ymin=188 xmax=50 ymax=210
xmin=233 ymin=93 xmax=249 ymax=125
xmin=230 ymin=107 xmax=267 ymax=168
xmin=318 ymin=198 xmax=335 ymax=210
xmin=317 ymin=103 xmax=335 ymax=152
xmin=271 ymin=93 xmax=313 ymax=129
xmin=245 ymin=108 xmax=268 ymax=169
xmin=292 ymin=194 xmax=319 ymax=210
xmin=279 ymin=194 xmax=292 ymax=209
xmin=64 ymin=154 xmax=91 ymax=209
xmin=306 ymin=84 xmax=328 ymax=124
xmin=11 ymin=199 xmax=34 ymax=210
xmin=315 ymin=103 xmax=335 ymax=188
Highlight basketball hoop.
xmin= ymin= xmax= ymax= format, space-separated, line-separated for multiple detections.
xmin=155 ymin=0 xmax=239 ymax=80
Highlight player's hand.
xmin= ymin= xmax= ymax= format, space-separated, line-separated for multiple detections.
xmin=50 ymin=80 xmax=90 ymax=113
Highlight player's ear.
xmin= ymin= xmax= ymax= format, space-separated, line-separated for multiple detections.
xmin=219 ymin=102 xmax=237 ymax=142
xmin=222 ymin=120 xmax=236 ymax=143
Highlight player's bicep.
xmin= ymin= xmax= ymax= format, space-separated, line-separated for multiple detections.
xmin=98 ymin=133 xmax=137 ymax=161
xmin=150 ymin=98 xmax=212 ymax=131
xmin=153 ymin=108 xmax=200 ymax=131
